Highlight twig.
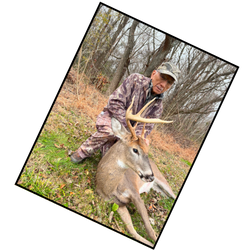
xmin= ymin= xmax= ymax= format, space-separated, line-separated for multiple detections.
xmin=108 ymin=211 xmax=114 ymax=223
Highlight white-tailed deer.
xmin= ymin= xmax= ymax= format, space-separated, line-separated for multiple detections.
xmin=96 ymin=96 xmax=176 ymax=247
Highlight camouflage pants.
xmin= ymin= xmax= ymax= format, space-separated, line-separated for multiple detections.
xmin=76 ymin=111 xmax=118 ymax=159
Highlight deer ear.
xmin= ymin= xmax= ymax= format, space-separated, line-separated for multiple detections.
xmin=111 ymin=117 xmax=129 ymax=140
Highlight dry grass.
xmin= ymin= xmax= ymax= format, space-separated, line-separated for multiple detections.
xmin=149 ymin=130 xmax=197 ymax=163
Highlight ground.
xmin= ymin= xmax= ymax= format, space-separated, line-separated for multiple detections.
xmin=17 ymin=78 xmax=198 ymax=246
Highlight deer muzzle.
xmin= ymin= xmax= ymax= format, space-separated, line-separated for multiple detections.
xmin=139 ymin=171 xmax=154 ymax=182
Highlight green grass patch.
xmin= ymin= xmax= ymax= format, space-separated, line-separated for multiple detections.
xmin=17 ymin=105 xmax=185 ymax=245
xmin=181 ymin=158 xmax=192 ymax=166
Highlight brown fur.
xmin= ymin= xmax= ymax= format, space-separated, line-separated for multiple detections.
xmin=138 ymin=137 xmax=149 ymax=154
xmin=128 ymin=136 xmax=149 ymax=154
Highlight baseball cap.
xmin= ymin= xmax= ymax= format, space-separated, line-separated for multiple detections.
xmin=157 ymin=62 xmax=180 ymax=82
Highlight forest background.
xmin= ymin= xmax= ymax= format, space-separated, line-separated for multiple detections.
xmin=70 ymin=4 xmax=237 ymax=146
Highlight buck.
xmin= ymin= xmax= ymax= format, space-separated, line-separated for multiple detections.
xmin=95 ymin=96 xmax=176 ymax=247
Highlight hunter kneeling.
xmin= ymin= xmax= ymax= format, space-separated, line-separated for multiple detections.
xmin=70 ymin=62 xmax=180 ymax=162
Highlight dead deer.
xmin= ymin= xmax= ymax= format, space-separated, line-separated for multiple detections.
xmin=95 ymin=96 xmax=176 ymax=247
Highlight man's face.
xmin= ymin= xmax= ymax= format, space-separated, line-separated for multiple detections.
xmin=151 ymin=70 xmax=174 ymax=95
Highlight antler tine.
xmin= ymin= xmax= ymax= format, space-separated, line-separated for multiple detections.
xmin=126 ymin=96 xmax=173 ymax=140
xmin=126 ymin=96 xmax=138 ymax=140
xmin=137 ymin=98 xmax=156 ymax=116
xmin=141 ymin=123 xmax=146 ymax=139
xmin=127 ymin=98 xmax=173 ymax=124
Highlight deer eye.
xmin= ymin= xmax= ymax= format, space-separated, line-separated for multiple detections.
xmin=133 ymin=148 xmax=139 ymax=154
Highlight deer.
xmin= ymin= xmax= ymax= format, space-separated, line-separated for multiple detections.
xmin=95 ymin=96 xmax=176 ymax=247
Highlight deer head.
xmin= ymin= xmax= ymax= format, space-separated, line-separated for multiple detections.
xmin=111 ymin=96 xmax=173 ymax=183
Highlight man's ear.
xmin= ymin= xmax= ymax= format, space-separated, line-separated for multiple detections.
xmin=111 ymin=117 xmax=129 ymax=140
xmin=150 ymin=70 xmax=157 ymax=79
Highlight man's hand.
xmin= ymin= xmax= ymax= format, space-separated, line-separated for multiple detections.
xmin=145 ymin=138 xmax=150 ymax=146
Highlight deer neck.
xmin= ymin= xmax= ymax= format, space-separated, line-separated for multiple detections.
xmin=97 ymin=140 xmax=130 ymax=189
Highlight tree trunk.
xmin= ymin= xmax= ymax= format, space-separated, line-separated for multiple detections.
xmin=143 ymin=35 xmax=172 ymax=77
xmin=106 ymin=20 xmax=139 ymax=95
xmin=85 ymin=8 xmax=112 ymax=75
xmin=94 ymin=15 xmax=129 ymax=72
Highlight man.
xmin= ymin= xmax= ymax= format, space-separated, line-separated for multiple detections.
xmin=70 ymin=62 xmax=180 ymax=163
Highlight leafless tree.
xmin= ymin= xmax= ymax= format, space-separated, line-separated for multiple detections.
xmin=143 ymin=34 xmax=174 ymax=77
xmin=70 ymin=6 xmax=237 ymax=143
xmin=93 ymin=15 xmax=129 ymax=72
xmin=106 ymin=19 xmax=139 ymax=95
xmin=160 ymin=45 xmax=237 ymax=141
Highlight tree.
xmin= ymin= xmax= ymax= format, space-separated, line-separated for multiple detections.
xmin=93 ymin=15 xmax=129 ymax=72
xmin=160 ymin=45 xmax=237 ymax=141
xmin=84 ymin=7 xmax=113 ymax=75
xmin=106 ymin=19 xmax=139 ymax=95
xmin=143 ymin=35 xmax=173 ymax=77
xmin=70 ymin=5 xmax=237 ymax=143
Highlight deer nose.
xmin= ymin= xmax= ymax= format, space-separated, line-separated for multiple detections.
xmin=145 ymin=174 xmax=154 ymax=182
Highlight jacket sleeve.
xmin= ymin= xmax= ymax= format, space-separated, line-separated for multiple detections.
xmin=106 ymin=74 xmax=136 ymax=129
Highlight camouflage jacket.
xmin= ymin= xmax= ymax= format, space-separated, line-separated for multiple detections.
xmin=99 ymin=73 xmax=164 ymax=138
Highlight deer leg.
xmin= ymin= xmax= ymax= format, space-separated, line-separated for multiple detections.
xmin=131 ymin=195 xmax=157 ymax=242
xmin=150 ymin=159 xmax=176 ymax=199
xmin=117 ymin=206 xmax=154 ymax=247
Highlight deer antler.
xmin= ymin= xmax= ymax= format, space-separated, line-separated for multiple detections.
xmin=126 ymin=96 xmax=173 ymax=140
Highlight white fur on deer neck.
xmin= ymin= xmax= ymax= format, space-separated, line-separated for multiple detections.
xmin=117 ymin=159 xmax=128 ymax=169
xmin=139 ymin=181 xmax=154 ymax=194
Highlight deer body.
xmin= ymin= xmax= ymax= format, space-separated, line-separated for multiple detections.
xmin=96 ymin=138 xmax=176 ymax=204
xmin=95 ymin=97 xmax=176 ymax=246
